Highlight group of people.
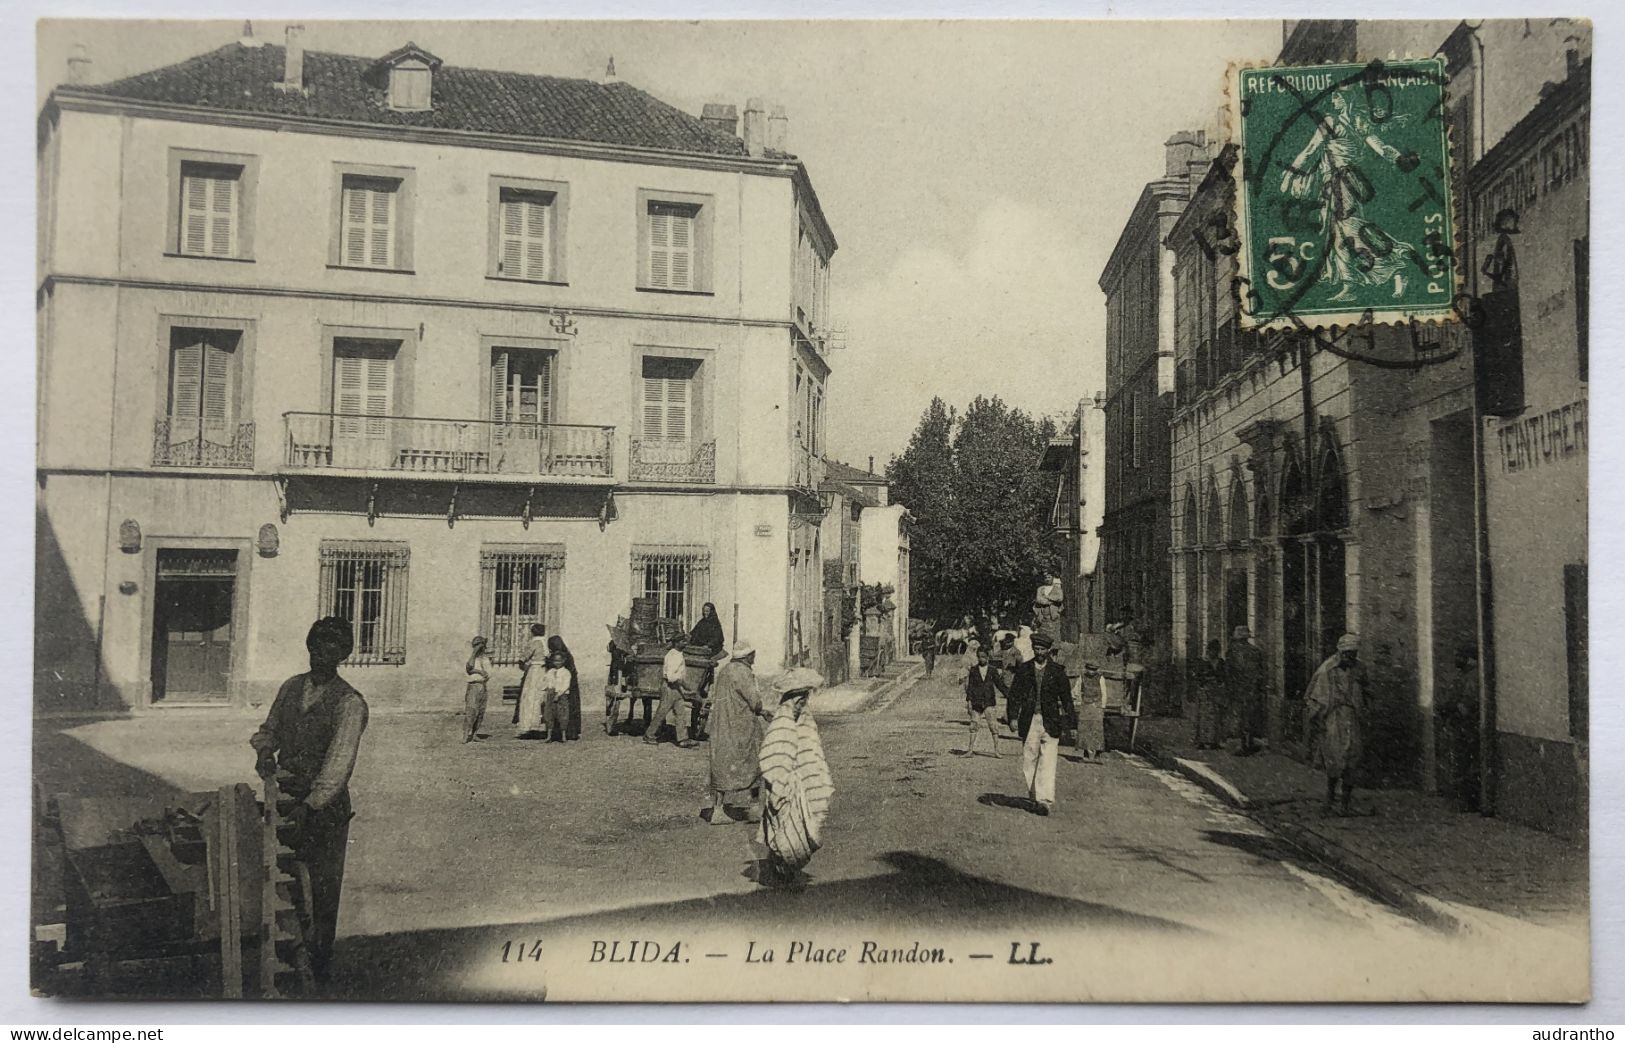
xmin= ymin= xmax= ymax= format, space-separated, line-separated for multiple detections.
xmin=244 ymin=612 xmax=839 ymax=998
xmin=460 ymin=626 xmax=583 ymax=744
xmin=1189 ymin=625 xmax=1268 ymax=755
xmin=704 ymin=651 xmax=834 ymax=882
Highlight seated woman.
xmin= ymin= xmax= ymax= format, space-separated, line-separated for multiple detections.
xmin=690 ymin=602 xmax=727 ymax=656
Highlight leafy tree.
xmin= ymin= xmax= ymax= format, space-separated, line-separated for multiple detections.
xmin=886 ymin=397 xmax=957 ymax=621
xmin=887 ymin=395 xmax=1064 ymax=626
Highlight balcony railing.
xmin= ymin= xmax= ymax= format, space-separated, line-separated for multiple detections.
xmin=282 ymin=413 xmax=614 ymax=480
xmin=152 ymin=418 xmax=256 ymax=468
xmin=629 ymin=439 xmax=716 ymax=483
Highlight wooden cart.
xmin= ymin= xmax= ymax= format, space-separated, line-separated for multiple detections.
xmin=1097 ymin=664 xmax=1146 ymax=751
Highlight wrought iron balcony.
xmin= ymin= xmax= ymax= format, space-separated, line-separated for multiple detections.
xmin=152 ymin=418 xmax=256 ymax=468
xmin=628 ymin=439 xmax=717 ymax=483
xmin=281 ymin=412 xmax=614 ymax=481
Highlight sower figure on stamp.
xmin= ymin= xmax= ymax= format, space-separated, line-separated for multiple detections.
xmin=1279 ymin=90 xmax=1419 ymax=303
xmin=1303 ymin=633 xmax=1368 ymax=816
xmin=250 ymin=617 xmax=370 ymax=990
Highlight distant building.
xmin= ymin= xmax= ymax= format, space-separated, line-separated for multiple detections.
xmin=1037 ymin=396 xmax=1106 ymax=638
xmin=818 ymin=458 xmax=911 ymax=676
xmin=35 ymin=31 xmax=838 ymax=713
xmin=1098 ymin=130 xmax=1210 ymax=711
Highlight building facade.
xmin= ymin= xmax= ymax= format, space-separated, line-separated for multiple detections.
xmin=1038 ymin=396 xmax=1106 ymax=640
xmin=1469 ymin=53 xmax=1590 ymax=837
xmin=35 ymin=32 xmax=838 ymax=714
xmin=1098 ymin=132 xmax=1209 ymax=710
xmin=1165 ymin=18 xmax=1589 ymax=829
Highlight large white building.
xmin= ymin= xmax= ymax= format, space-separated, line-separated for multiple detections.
xmin=35 ymin=29 xmax=838 ymax=713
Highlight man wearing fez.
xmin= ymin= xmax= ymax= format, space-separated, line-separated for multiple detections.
xmin=250 ymin=616 xmax=370 ymax=989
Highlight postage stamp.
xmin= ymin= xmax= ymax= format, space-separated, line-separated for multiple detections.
xmin=1232 ymin=59 xmax=1458 ymax=330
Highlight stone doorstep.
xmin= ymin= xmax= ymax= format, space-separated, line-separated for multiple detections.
xmin=1138 ymin=732 xmax=1478 ymax=935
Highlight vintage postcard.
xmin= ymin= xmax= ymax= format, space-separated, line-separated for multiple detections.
xmin=30 ymin=17 xmax=1590 ymax=1003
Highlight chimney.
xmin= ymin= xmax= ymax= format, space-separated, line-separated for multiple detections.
xmin=66 ymin=43 xmax=90 ymax=85
xmin=280 ymin=24 xmax=305 ymax=91
xmin=742 ymin=97 xmax=767 ymax=157
xmin=239 ymin=20 xmax=262 ymax=47
xmin=767 ymin=104 xmax=788 ymax=153
xmin=701 ymin=102 xmax=738 ymax=137
xmin=1164 ymin=129 xmax=1206 ymax=179
xmin=868 ymin=455 xmax=875 ymax=474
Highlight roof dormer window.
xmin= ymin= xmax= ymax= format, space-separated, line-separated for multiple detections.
xmin=367 ymin=43 xmax=442 ymax=113
xmin=390 ymin=60 xmax=432 ymax=111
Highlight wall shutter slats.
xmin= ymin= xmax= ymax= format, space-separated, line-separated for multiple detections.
xmin=181 ymin=164 xmax=239 ymax=258
xmin=343 ymin=186 xmax=369 ymax=266
xmin=490 ymin=351 xmax=509 ymax=423
xmin=171 ymin=341 xmax=203 ymax=419
xmin=341 ymin=176 xmax=398 ymax=269
xmin=649 ymin=208 xmax=671 ymax=288
xmin=496 ymin=192 xmax=551 ymax=280
xmin=369 ymin=189 xmax=393 ymax=267
xmin=669 ymin=211 xmax=693 ymax=289
xmin=201 ymin=340 xmax=233 ymax=426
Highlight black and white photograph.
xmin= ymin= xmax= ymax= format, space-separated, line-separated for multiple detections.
xmin=27 ymin=15 xmax=1593 ymax=1004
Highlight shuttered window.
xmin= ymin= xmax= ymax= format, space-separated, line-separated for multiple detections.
xmin=331 ymin=343 xmax=396 ymax=470
xmin=388 ymin=63 xmax=432 ymax=111
xmin=179 ymin=163 xmax=241 ymax=258
xmin=340 ymin=175 xmax=399 ymax=269
xmin=647 ymin=202 xmax=698 ymax=291
xmin=496 ymin=188 xmax=553 ymax=281
xmin=490 ymin=349 xmax=553 ymax=426
xmin=168 ymin=329 xmax=238 ymax=437
xmin=333 ymin=348 xmax=393 ymax=424
xmin=641 ymin=357 xmax=699 ymax=445
xmin=319 ymin=541 xmax=410 ymax=665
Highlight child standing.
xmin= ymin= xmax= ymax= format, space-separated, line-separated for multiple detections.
xmin=962 ymin=647 xmax=1005 ymax=757
xmin=464 ymin=636 xmax=493 ymax=743
xmin=542 ymin=650 xmax=573 ymax=744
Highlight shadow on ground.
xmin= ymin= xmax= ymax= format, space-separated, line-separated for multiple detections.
xmin=328 ymin=850 xmax=1201 ymax=1000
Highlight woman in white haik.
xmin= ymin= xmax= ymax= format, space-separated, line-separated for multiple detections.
xmin=757 ymin=667 xmax=833 ymax=884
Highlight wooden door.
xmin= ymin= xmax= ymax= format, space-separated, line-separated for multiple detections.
xmin=151 ymin=550 xmax=237 ymax=704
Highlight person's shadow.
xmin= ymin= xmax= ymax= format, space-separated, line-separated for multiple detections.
xmin=977 ymin=792 xmax=1045 ymax=815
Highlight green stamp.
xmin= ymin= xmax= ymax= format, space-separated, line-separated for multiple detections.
xmin=1233 ymin=59 xmax=1457 ymax=330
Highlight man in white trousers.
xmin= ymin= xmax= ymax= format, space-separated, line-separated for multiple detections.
xmin=1013 ymin=630 xmax=1077 ymax=816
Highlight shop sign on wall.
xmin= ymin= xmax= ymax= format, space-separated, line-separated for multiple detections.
xmin=1496 ymin=396 xmax=1587 ymax=475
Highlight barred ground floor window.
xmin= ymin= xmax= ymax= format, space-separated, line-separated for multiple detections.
xmin=319 ymin=540 xmax=410 ymax=665
xmin=631 ymin=545 xmax=711 ymax=628
xmin=481 ymin=544 xmax=566 ymax=663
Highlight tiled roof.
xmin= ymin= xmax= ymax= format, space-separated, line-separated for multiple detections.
xmin=820 ymin=478 xmax=879 ymax=508
xmin=68 ymin=42 xmax=753 ymax=158
xmin=823 ymin=458 xmax=888 ymax=486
